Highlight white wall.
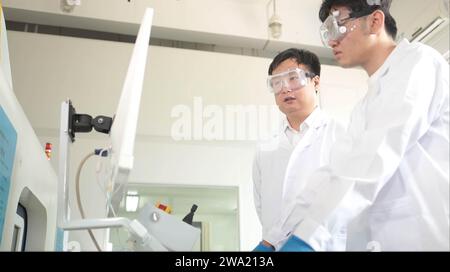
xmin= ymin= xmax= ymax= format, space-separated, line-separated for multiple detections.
xmin=8 ymin=30 xmax=367 ymax=251
xmin=320 ymin=65 xmax=368 ymax=126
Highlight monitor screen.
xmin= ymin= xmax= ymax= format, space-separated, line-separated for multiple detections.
xmin=107 ymin=8 xmax=154 ymax=215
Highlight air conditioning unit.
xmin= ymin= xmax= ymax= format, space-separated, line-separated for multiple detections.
xmin=411 ymin=17 xmax=448 ymax=42
xmin=408 ymin=0 xmax=449 ymax=55
xmin=410 ymin=16 xmax=449 ymax=55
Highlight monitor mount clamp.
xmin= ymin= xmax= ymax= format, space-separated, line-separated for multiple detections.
xmin=66 ymin=100 xmax=113 ymax=142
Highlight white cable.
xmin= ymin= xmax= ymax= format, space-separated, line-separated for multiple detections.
xmin=75 ymin=152 xmax=102 ymax=251
xmin=92 ymin=148 xmax=119 ymax=218
xmin=95 ymin=160 xmax=108 ymax=193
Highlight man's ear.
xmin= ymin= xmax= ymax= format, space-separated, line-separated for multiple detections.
xmin=313 ymin=76 xmax=320 ymax=93
xmin=368 ymin=10 xmax=385 ymax=35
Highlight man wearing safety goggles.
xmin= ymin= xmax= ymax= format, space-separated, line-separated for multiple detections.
xmin=258 ymin=0 xmax=449 ymax=252
xmin=253 ymin=48 xmax=345 ymax=251
xmin=267 ymin=67 xmax=317 ymax=123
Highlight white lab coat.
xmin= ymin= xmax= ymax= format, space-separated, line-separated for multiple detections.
xmin=280 ymin=110 xmax=346 ymax=251
xmin=253 ymin=108 xmax=345 ymax=250
xmin=266 ymin=39 xmax=450 ymax=251
xmin=252 ymin=120 xmax=296 ymax=240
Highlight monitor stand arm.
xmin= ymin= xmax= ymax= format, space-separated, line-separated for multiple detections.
xmin=61 ymin=218 xmax=168 ymax=251
xmin=57 ymin=100 xmax=162 ymax=251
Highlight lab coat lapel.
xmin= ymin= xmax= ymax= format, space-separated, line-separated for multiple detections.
xmin=294 ymin=112 xmax=327 ymax=153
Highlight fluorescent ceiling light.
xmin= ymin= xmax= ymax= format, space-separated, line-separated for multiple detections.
xmin=125 ymin=191 xmax=139 ymax=212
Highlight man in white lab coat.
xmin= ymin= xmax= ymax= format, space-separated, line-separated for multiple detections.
xmin=257 ymin=0 xmax=449 ymax=251
xmin=253 ymin=48 xmax=345 ymax=251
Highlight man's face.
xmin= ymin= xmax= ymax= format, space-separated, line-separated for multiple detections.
xmin=327 ymin=6 xmax=371 ymax=68
xmin=271 ymin=58 xmax=317 ymax=116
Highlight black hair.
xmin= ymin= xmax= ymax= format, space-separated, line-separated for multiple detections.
xmin=268 ymin=48 xmax=321 ymax=77
xmin=319 ymin=0 xmax=397 ymax=40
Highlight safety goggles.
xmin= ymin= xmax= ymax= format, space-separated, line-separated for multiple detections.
xmin=267 ymin=68 xmax=315 ymax=94
xmin=319 ymin=9 xmax=374 ymax=48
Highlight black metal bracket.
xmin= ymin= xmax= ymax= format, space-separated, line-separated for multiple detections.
xmin=67 ymin=100 xmax=113 ymax=142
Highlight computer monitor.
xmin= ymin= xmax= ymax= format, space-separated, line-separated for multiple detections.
xmin=108 ymin=8 xmax=154 ymax=215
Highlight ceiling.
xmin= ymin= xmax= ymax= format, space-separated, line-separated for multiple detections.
xmin=2 ymin=0 xmax=448 ymax=60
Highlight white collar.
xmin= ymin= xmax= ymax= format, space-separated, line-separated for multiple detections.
xmin=284 ymin=106 xmax=324 ymax=133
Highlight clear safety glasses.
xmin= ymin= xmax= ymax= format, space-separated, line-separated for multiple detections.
xmin=319 ymin=9 xmax=372 ymax=48
xmin=267 ymin=68 xmax=315 ymax=94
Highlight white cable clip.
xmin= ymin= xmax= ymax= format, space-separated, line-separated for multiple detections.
xmin=61 ymin=0 xmax=81 ymax=13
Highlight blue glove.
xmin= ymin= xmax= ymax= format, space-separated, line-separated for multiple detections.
xmin=253 ymin=242 xmax=275 ymax=252
xmin=279 ymin=235 xmax=314 ymax=252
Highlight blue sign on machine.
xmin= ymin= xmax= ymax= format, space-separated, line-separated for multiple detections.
xmin=0 ymin=106 xmax=17 ymax=245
